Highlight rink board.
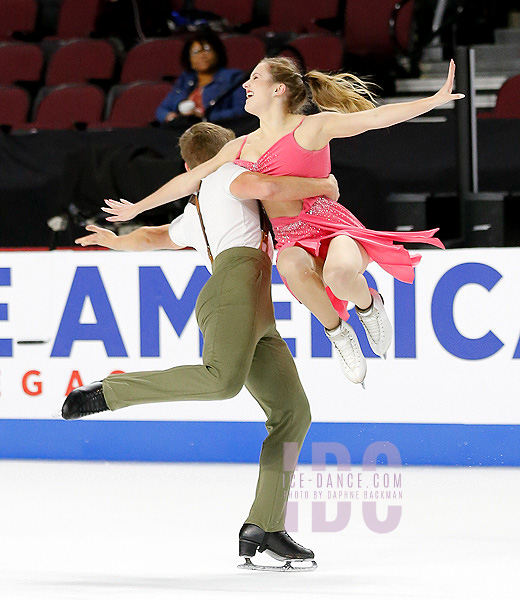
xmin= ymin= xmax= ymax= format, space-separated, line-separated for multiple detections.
xmin=0 ymin=248 xmax=519 ymax=465
xmin=0 ymin=420 xmax=518 ymax=466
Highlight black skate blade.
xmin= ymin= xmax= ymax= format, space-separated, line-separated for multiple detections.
xmin=237 ymin=557 xmax=317 ymax=572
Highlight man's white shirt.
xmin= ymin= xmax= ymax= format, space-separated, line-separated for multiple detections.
xmin=169 ymin=162 xmax=274 ymax=271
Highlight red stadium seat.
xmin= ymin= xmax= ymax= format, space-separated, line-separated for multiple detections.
xmin=26 ymin=84 xmax=105 ymax=130
xmin=479 ymin=74 xmax=520 ymax=119
xmin=285 ymin=35 xmax=344 ymax=72
xmin=0 ymin=0 xmax=38 ymax=41
xmin=257 ymin=0 xmax=338 ymax=34
xmin=120 ymin=39 xmax=184 ymax=85
xmin=100 ymin=82 xmax=172 ymax=128
xmin=344 ymin=0 xmax=414 ymax=57
xmin=222 ymin=35 xmax=265 ymax=72
xmin=54 ymin=0 xmax=101 ymax=40
xmin=0 ymin=85 xmax=30 ymax=127
xmin=0 ymin=42 xmax=43 ymax=84
xmin=45 ymin=39 xmax=116 ymax=86
xmin=193 ymin=0 xmax=254 ymax=26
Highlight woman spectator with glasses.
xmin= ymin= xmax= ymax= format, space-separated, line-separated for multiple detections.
xmin=156 ymin=30 xmax=247 ymax=123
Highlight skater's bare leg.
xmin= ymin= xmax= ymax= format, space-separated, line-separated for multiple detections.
xmin=322 ymin=235 xmax=371 ymax=309
xmin=276 ymin=246 xmax=340 ymax=330
xmin=322 ymin=236 xmax=392 ymax=359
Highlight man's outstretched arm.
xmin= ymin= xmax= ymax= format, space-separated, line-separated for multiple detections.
xmin=75 ymin=224 xmax=184 ymax=251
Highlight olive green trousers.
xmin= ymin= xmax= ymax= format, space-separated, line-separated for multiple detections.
xmin=102 ymin=247 xmax=311 ymax=531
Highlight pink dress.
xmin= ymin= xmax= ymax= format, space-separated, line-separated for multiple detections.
xmin=234 ymin=119 xmax=444 ymax=320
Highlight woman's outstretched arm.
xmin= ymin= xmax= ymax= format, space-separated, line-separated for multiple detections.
xmin=308 ymin=60 xmax=464 ymax=145
xmin=102 ymin=136 xmax=244 ymax=222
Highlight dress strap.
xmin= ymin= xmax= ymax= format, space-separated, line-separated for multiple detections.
xmin=235 ymin=136 xmax=248 ymax=160
xmin=293 ymin=117 xmax=306 ymax=132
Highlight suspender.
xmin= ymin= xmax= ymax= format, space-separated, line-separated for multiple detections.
xmin=258 ymin=202 xmax=270 ymax=254
xmin=191 ymin=192 xmax=270 ymax=265
xmin=192 ymin=192 xmax=214 ymax=264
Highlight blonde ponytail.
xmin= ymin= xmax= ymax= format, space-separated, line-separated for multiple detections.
xmin=305 ymin=71 xmax=377 ymax=113
xmin=262 ymin=57 xmax=377 ymax=114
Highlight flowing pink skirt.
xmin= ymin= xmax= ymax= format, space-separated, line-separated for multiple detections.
xmin=271 ymin=196 xmax=444 ymax=320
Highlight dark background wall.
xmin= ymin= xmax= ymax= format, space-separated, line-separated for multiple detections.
xmin=1 ymin=115 xmax=519 ymax=248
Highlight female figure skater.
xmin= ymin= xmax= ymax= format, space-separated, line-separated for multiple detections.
xmin=103 ymin=59 xmax=464 ymax=387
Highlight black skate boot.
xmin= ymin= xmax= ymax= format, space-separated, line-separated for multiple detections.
xmin=61 ymin=381 xmax=109 ymax=420
xmin=238 ymin=523 xmax=317 ymax=571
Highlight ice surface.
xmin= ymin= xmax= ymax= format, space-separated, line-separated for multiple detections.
xmin=0 ymin=461 xmax=519 ymax=599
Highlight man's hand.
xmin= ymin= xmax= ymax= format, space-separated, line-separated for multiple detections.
xmin=327 ymin=174 xmax=340 ymax=202
xmin=76 ymin=225 xmax=119 ymax=249
xmin=76 ymin=223 xmax=182 ymax=251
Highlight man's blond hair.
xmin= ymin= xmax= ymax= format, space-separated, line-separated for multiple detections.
xmin=179 ymin=122 xmax=236 ymax=169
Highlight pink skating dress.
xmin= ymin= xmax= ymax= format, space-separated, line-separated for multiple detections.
xmin=234 ymin=119 xmax=444 ymax=320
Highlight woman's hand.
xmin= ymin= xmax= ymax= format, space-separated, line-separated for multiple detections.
xmin=433 ymin=59 xmax=465 ymax=107
xmin=102 ymin=198 xmax=139 ymax=222
xmin=75 ymin=225 xmax=119 ymax=249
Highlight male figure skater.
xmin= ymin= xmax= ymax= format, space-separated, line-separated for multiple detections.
xmin=62 ymin=123 xmax=339 ymax=571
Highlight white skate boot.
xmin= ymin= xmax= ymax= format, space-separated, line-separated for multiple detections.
xmin=325 ymin=320 xmax=367 ymax=387
xmin=356 ymin=289 xmax=392 ymax=359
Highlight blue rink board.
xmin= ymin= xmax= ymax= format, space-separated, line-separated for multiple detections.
xmin=0 ymin=420 xmax=519 ymax=466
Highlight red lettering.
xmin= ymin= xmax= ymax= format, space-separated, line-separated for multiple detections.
xmin=22 ymin=370 xmax=42 ymax=396
xmin=66 ymin=370 xmax=83 ymax=395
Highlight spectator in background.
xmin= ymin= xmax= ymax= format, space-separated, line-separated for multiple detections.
xmin=156 ymin=31 xmax=247 ymax=124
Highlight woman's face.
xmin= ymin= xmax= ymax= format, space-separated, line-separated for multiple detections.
xmin=189 ymin=41 xmax=218 ymax=74
xmin=242 ymin=62 xmax=281 ymax=115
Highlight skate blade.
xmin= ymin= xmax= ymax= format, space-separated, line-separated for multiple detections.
xmin=238 ymin=557 xmax=317 ymax=572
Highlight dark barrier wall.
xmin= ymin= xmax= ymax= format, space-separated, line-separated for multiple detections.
xmin=1 ymin=116 xmax=519 ymax=247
